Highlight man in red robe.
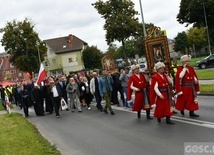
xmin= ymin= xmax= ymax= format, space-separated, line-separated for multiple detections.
xmin=175 ymin=55 xmax=200 ymax=117
xmin=150 ymin=62 xmax=174 ymax=125
xmin=127 ymin=64 xmax=153 ymax=119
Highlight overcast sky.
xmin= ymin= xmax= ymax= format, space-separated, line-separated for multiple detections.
xmin=0 ymin=0 xmax=189 ymax=53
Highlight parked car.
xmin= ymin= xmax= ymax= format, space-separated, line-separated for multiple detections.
xmin=127 ymin=62 xmax=147 ymax=71
xmin=138 ymin=62 xmax=147 ymax=70
xmin=195 ymin=54 xmax=214 ymax=69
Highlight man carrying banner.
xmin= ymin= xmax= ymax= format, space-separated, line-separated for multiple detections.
xmin=150 ymin=62 xmax=174 ymax=125
xmin=127 ymin=64 xmax=153 ymax=119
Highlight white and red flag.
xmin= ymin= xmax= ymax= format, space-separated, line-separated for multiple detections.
xmin=36 ymin=63 xmax=47 ymax=85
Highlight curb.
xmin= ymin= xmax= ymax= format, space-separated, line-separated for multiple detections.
xmin=198 ymin=93 xmax=214 ymax=96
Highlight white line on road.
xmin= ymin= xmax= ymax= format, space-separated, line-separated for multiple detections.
xmin=111 ymin=105 xmax=214 ymax=129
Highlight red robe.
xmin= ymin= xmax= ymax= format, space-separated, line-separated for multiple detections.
xmin=127 ymin=73 xmax=150 ymax=111
xmin=175 ymin=66 xmax=199 ymax=111
xmin=150 ymin=73 xmax=173 ymax=118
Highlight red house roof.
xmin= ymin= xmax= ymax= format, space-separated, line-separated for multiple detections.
xmin=44 ymin=34 xmax=88 ymax=54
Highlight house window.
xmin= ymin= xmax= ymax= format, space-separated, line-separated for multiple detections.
xmin=10 ymin=70 xmax=14 ymax=74
xmin=18 ymin=72 xmax=22 ymax=77
xmin=11 ymin=77 xmax=16 ymax=81
xmin=2 ymin=72 xmax=5 ymax=75
xmin=10 ymin=63 xmax=14 ymax=68
xmin=52 ymin=59 xmax=56 ymax=64
xmin=45 ymin=61 xmax=50 ymax=67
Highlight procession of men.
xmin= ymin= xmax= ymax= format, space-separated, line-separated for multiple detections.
xmin=0 ymin=54 xmax=200 ymax=126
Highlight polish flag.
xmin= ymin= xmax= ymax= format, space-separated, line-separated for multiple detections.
xmin=36 ymin=63 xmax=47 ymax=85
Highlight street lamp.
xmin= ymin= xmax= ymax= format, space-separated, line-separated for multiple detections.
xmin=202 ymin=0 xmax=212 ymax=55
xmin=139 ymin=0 xmax=147 ymax=38
xmin=36 ymin=41 xmax=41 ymax=64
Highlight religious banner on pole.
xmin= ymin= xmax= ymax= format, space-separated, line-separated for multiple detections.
xmin=144 ymin=26 xmax=171 ymax=74
xmin=101 ymin=54 xmax=116 ymax=73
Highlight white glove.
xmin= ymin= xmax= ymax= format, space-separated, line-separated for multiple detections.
xmin=127 ymin=100 xmax=132 ymax=104
xmin=151 ymin=104 xmax=156 ymax=108
xmin=134 ymin=88 xmax=140 ymax=91
xmin=81 ymin=86 xmax=85 ymax=91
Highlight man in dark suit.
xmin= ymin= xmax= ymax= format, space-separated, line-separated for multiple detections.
xmin=49 ymin=78 xmax=63 ymax=118
xmin=56 ymin=75 xmax=69 ymax=111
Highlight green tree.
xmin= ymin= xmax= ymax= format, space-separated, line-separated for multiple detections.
xmin=106 ymin=44 xmax=122 ymax=59
xmin=177 ymin=0 xmax=214 ymax=44
xmin=174 ymin=31 xmax=189 ymax=54
xmin=116 ymin=23 xmax=161 ymax=60
xmin=82 ymin=45 xmax=103 ymax=70
xmin=187 ymin=27 xmax=207 ymax=55
xmin=92 ymin=0 xmax=140 ymax=64
xmin=0 ymin=18 xmax=47 ymax=75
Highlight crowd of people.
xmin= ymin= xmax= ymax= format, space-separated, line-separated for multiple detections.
xmin=0 ymin=54 xmax=200 ymax=125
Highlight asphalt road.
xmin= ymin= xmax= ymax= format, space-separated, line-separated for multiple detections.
xmin=17 ymin=96 xmax=214 ymax=155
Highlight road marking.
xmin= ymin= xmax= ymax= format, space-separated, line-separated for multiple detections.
xmin=109 ymin=104 xmax=214 ymax=129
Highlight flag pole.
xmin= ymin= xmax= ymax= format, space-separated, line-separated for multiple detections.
xmin=139 ymin=0 xmax=147 ymax=38
xmin=36 ymin=41 xmax=42 ymax=64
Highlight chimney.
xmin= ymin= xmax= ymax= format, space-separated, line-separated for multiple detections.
xmin=67 ymin=34 xmax=73 ymax=48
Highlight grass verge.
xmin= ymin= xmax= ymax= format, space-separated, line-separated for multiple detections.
xmin=199 ymin=84 xmax=214 ymax=94
xmin=0 ymin=103 xmax=4 ymax=111
xmin=195 ymin=69 xmax=214 ymax=79
xmin=0 ymin=113 xmax=61 ymax=155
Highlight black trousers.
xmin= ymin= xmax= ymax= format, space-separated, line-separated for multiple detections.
xmin=52 ymin=97 xmax=60 ymax=116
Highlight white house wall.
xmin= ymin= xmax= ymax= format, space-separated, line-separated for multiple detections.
xmin=61 ymin=52 xmax=84 ymax=74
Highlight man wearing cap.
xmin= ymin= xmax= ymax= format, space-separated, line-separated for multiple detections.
xmin=150 ymin=62 xmax=174 ymax=125
xmin=127 ymin=64 xmax=153 ymax=119
xmin=175 ymin=55 xmax=200 ymax=117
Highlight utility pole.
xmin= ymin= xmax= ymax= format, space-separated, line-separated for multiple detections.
xmin=139 ymin=0 xmax=147 ymax=38
xmin=202 ymin=1 xmax=212 ymax=55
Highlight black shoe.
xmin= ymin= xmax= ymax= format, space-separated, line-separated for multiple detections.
xmin=166 ymin=117 xmax=175 ymax=125
xmin=180 ymin=111 xmax=185 ymax=116
xmin=100 ymin=109 xmax=103 ymax=112
xmin=189 ymin=111 xmax=199 ymax=117
xmin=66 ymin=108 xmax=69 ymax=111
xmin=166 ymin=120 xmax=175 ymax=125
xmin=157 ymin=118 xmax=161 ymax=123
xmin=137 ymin=111 xmax=141 ymax=118
xmin=78 ymin=110 xmax=82 ymax=113
xmin=146 ymin=110 xmax=153 ymax=119
xmin=147 ymin=116 xmax=153 ymax=120
xmin=103 ymin=109 xmax=108 ymax=114
xmin=110 ymin=111 xmax=115 ymax=115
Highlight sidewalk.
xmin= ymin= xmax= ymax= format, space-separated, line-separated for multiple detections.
xmin=199 ymin=79 xmax=214 ymax=85
xmin=0 ymin=105 xmax=22 ymax=115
